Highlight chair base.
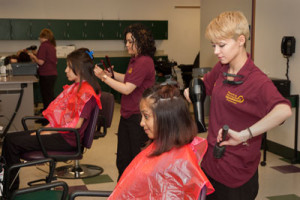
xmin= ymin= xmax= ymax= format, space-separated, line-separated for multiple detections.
xmin=55 ymin=164 xmax=103 ymax=179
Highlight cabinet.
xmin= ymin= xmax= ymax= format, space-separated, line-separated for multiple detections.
xmin=0 ymin=19 xmax=10 ymax=40
xmin=84 ymin=20 xmax=102 ymax=40
xmin=151 ymin=21 xmax=168 ymax=40
xmin=101 ymin=20 xmax=121 ymax=40
xmin=118 ymin=20 xmax=135 ymax=39
xmin=67 ymin=21 xmax=86 ymax=40
xmin=31 ymin=20 xmax=50 ymax=40
xmin=48 ymin=20 xmax=69 ymax=40
xmin=118 ymin=20 xmax=168 ymax=40
xmin=1 ymin=19 xmax=168 ymax=41
xmin=0 ymin=76 xmax=38 ymax=132
xmin=11 ymin=19 xmax=32 ymax=40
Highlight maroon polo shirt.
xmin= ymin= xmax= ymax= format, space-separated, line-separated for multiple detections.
xmin=37 ymin=40 xmax=57 ymax=76
xmin=120 ymin=55 xmax=155 ymax=118
xmin=201 ymin=55 xmax=291 ymax=188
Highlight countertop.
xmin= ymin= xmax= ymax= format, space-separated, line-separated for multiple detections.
xmin=0 ymin=75 xmax=38 ymax=84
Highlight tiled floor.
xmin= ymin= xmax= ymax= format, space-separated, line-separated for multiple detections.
xmin=11 ymin=103 xmax=300 ymax=199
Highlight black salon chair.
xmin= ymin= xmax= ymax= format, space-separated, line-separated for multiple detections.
xmin=94 ymin=91 xmax=115 ymax=139
xmin=3 ymin=158 xmax=68 ymax=200
xmin=69 ymin=185 xmax=207 ymax=200
xmin=11 ymin=181 xmax=68 ymax=200
xmin=20 ymin=101 xmax=102 ymax=180
xmin=54 ymin=91 xmax=115 ymax=178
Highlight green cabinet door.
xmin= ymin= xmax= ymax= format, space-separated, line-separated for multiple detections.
xmin=31 ymin=19 xmax=50 ymax=40
xmin=119 ymin=20 xmax=136 ymax=40
xmin=48 ymin=20 xmax=68 ymax=40
xmin=150 ymin=21 xmax=168 ymax=40
xmin=67 ymin=20 xmax=86 ymax=40
xmin=84 ymin=20 xmax=102 ymax=40
xmin=0 ymin=19 xmax=10 ymax=40
xmin=101 ymin=20 xmax=120 ymax=40
xmin=118 ymin=20 xmax=168 ymax=40
xmin=2 ymin=18 xmax=168 ymax=41
xmin=11 ymin=19 xmax=31 ymax=40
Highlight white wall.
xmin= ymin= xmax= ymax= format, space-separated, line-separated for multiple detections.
xmin=255 ymin=0 xmax=300 ymax=149
xmin=0 ymin=0 xmax=200 ymax=65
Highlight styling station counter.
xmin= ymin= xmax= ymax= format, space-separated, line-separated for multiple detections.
xmin=0 ymin=75 xmax=38 ymax=134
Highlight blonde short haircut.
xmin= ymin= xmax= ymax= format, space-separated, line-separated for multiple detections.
xmin=205 ymin=11 xmax=249 ymax=47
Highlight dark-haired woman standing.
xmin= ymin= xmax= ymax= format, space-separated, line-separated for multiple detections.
xmin=94 ymin=23 xmax=156 ymax=179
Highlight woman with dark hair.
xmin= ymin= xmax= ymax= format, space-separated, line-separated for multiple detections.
xmin=2 ymin=48 xmax=101 ymax=193
xmin=94 ymin=23 xmax=156 ymax=179
xmin=28 ymin=28 xmax=57 ymax=121
xmin=108 ymin=85 xmax=214 ymax=199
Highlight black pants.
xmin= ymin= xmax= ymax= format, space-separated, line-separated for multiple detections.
xmin=39 ymin=75 xmax=57 ymax=110
xmin=116 ymin=114 xmax=148 ymax=180
xmin=205 ymin=169 xmax=259 ymax=200
xmin=1 ymin=130 xmax=74 ymax=192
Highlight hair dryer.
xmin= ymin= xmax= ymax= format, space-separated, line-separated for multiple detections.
xmin=189 ymin=78 xmax=207 ymax=133
xmin=26 ymin=45 xmax=37 ymax=51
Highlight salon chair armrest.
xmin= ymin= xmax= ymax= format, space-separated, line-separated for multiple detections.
xmin=70 ymin=190 xmax=112 ymax=199
xmin=3 ymin=158 xmax=55 ymax=199
xmin=35 ymin=127 xmax=81 ymax=161
xmin=22 ymin=116 xmax=46 ymax=131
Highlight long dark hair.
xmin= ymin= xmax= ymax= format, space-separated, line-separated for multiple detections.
xmin=142 ymin=85 xmax=197 ymax=157
xmin=123 ymin=23 xmax=156 ymax=58
xmin=66 ymin=48 xmax=101 ymax=94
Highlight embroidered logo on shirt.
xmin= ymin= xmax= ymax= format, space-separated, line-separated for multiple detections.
xmin=225 ymin=91 xmax=244 ymax=104
xmin=128 ymin=67 xmax=133 ymax=74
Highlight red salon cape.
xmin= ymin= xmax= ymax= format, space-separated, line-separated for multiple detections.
xmin=109 ymin=137 xmax=214 ymax=199
xmin=43 ymin=81 xmax=101 ymax=129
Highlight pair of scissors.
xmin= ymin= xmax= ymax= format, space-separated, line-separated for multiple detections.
xmin=97 ymin=55 xmax=114 ymax=79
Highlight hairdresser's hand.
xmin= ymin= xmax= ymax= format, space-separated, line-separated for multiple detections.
xmin=183 ymin=88 xmax=191 ymax=103
xmin=106 ymin=65 xmax=114 ymax=77
xmin=94 ymin=65 xmax=104 ymax=78
xmin=217 ymin=128 xmax=249 ymax=146
xmin=94 ymin=65 xmax=110 ymax=81
xmin=27 ymin=52 xmax=38 ymax=63
xmin=94 ymin=64 xmax=112 ymax=78
xmin=27 ymin=52 xmax=34 ymax=58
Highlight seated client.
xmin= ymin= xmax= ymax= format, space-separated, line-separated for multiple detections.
xmin=1 ymin=48 xmax=102 ymax=192
xmin=108 ymin=85 xmax=214 ymax=199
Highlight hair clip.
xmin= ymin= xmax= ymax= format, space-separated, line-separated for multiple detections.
xmin=86 ymin=50 xmax=94 ymax=59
